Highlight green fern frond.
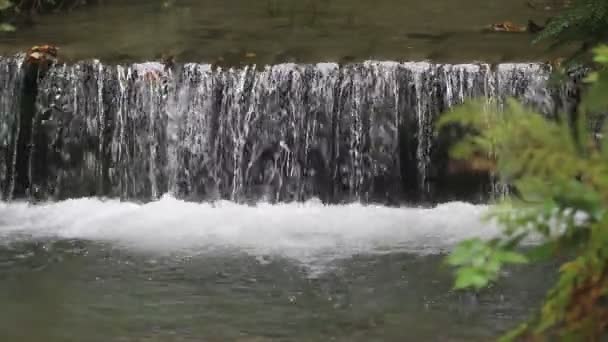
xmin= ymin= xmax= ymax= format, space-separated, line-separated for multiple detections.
xmin=441 ymin=45 xmax=608 ymax=340
xmin=534 ymin=0 xmax=608 ymax=57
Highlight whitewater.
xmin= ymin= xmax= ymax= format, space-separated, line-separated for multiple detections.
xmin=0 ymin=196 xmax=497 ymax=266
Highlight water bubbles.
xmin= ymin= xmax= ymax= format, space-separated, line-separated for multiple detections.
xmin=0 ymin=196 xmax=496 ymax=264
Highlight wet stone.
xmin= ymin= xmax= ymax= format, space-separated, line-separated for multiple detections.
xmin=0 ymin=58 xmax=576 ymax=203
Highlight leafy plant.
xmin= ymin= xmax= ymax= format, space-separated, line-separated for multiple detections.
xmin=0 ymin=0 xmax=99 ymax=32
xmin=0 ymin=0 xmax=15 ymax=32
xmin=535 ymin=0 xmax=608 ymax=59
xmin=438 ymin=45 xmax=608 ymax=340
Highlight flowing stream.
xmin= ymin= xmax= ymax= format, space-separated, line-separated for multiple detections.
xmin=0 ymin=56 xmax=565 ymax=341
xmin=0 ymin=198 xmax=552 ymax=341
xmin=0 ymin=1 xmax=571 ymax=340
xmin=0 ymin=58 xmax=561 ymax=203
xmin=0 ymin=0 xmax=564 ymax=63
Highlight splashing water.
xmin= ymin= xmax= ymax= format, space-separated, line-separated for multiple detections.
xmin=0 ymin=196 xmax=496 ymax=265
xmin=0 ymin=58 xmax=564 ymax=203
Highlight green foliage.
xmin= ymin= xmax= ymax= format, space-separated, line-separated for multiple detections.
xmin=438 ymin=45 xmax=608 ymax=340
xmin=0 ymin=0 xmax=97 ymax=32
xmin=447 ymin=238 xmax=527 ymax=290
xmin=534 ymin=0 xmax=608 ymax=59
xmin=583 ymin=45 xmax=608 ymax=112
xmin=0 ymin=0 xmax=13 ymax=32
xmin=0 ymin=0 xmax=11 ymax=10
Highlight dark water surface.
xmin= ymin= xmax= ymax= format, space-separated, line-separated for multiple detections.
xmin=0 ymin=199 xmax=551 ymax=341
xmin=0 ymin=241 xmax=550 ymax=342
xmin=0 ymin=0 xmax=565 ymax=63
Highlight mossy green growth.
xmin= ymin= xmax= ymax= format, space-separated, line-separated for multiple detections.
xmin=0 ymin=0 xmax=97 ymax=32
xmin=0 ymin=0 xmax=14 ymax=32
xmin=439 ymin=45 xmax=608 ymax=340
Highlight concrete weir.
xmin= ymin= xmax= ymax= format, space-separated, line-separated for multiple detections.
xmin=0 ymin=58 xmax=576 ymax=203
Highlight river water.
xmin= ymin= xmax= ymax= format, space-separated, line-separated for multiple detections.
xmin=0 ymin=197 xmax=552 ymax=341
xmin=0 ymin=1 xmax=564 ymax=340
xmin=0 ymin=0 xmax=564 ymax=63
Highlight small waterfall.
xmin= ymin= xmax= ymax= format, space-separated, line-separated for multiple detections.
xmin=1 ymin=59 xmax=561 ymax=203
xmin=35 ymin=62 xmax=172 ymax=200
xmin=336 ymin=62 xmax=401 ymax=202
xmin=34 ymin=62 xmax=109 ymax=199
xmin=0 ymin=56 xmax=24 ymax=200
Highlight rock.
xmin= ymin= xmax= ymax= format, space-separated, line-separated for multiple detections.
xmin=446 ymin=156 xmax=496 ymax=175
xmin=527 ymin=20 xmax=545 ymax=33
xmin=486 ymin=21 xmax=527 ymax=33
xmin=25 ymin=44 xmax=59 ymax=67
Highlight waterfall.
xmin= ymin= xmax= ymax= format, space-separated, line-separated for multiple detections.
xmin=0 ymin=58 xmax=559 ymax=203
xmin=0 ymin=56 xmax=24 ymax=201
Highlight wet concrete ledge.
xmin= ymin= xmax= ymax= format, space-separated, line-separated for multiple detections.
xmin=0 ymin=57 xmax=582 ymax=204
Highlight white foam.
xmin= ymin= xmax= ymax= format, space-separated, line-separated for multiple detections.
xmin=0 ymin=196 xmax=497 ymax=263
